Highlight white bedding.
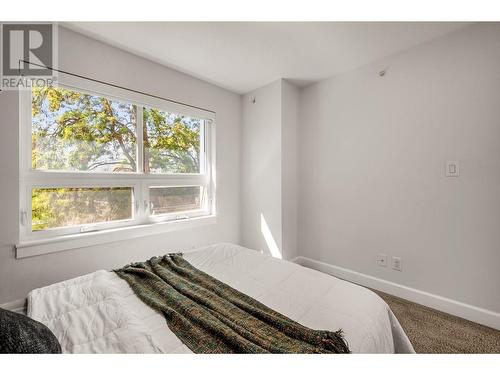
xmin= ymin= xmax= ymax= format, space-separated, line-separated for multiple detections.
xmin=27 ymin=243 xmax=414 ymax=354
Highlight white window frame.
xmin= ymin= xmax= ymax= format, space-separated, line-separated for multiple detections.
xmin=18 ymin=73 xmax=216 ymax=248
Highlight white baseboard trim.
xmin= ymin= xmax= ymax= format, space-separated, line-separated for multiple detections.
xmin=292 ymin=256 xmax=500 ymax=330
xmin=0 ymin=298 xmax=27 ymax=315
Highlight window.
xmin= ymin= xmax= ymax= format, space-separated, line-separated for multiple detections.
xmin=149 ymin=186 xmax=204 ymax=216
xmin=19 ymin=77 xmax=215 ymax=242
xmin=31 ymin=187 xmax=134 ymax=231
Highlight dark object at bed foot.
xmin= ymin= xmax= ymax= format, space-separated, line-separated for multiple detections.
xmin=0 ymin=307 xmax=61 ymax=354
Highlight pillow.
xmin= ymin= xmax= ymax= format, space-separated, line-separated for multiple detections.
xmin=0 ymin=307 xmax=61 ymax=353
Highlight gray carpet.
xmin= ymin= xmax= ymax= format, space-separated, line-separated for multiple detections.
xmin=374 ymin=290 xmax=500 ymax=353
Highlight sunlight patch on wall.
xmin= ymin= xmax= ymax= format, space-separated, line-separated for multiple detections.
xmin=260 ymin=213 xmax=282 ymax=259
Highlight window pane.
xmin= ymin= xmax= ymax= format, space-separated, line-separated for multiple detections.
xmin=143 ymin=107 xmax=201 ymax=174
xmin=32 ymin=86 xmax=137 ymax=173
xmin=31 ymin=187 xmax=133 ymax=231
xmin=149 ymin=186 xmax=203 ymax=215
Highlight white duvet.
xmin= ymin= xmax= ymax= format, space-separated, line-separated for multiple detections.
xmin=28 ymin=243 xmax=414 ymax=353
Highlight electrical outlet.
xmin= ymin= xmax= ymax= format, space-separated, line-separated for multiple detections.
xmin=392 ymin=256 xmax=402 ymax=271
xmin=377 ymin=253 xmax=388 ymax=267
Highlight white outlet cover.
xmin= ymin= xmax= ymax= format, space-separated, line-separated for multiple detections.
xmin=377 ymin=253 xmax=388 ymax=267
xmin=392 ymin=256 xmax=402 ymax=271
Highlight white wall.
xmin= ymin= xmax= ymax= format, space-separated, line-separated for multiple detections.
xmin=0 ymin=27 xmax=242 ymax=304
xmin=281 ymin=81 xmax=299 ymax=260
xmin=241 ymin=80 xmax=283 ymax=257
xmin=240 ymin=79 xmax=299 ymax=260
xmin=298 ymin=23 xmax=500 ymax=315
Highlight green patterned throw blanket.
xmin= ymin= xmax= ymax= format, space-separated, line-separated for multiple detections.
xmin=115 ymin=253 xmax=350 ymax=354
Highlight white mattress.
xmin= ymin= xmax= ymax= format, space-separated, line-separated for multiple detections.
xmin=27 ymin=243 xmax=414 ymax=354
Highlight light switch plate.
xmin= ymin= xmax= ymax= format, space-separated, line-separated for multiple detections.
xmin=446 ymin=161 xmax=459 ymax=177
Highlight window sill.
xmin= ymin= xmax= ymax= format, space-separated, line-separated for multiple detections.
xmin=15 ymin=215 xmax=217 ymax=259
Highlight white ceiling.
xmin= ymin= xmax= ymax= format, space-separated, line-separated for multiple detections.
xmin=64 ymin=22 xmax=470 ymax=94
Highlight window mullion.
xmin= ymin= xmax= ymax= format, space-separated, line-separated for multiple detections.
xmin=133 ymin=181 xmax=146 ymax=224
xmin=132 ymin=181 xmax=145 ymax=225
xmin=136 ymin=106 xmax=144 ymax=174
xmin=142 ymin=181 xmax=150 ymax=223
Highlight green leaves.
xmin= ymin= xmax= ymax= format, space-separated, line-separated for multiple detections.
xmin=30 ymin=85 xmax=204 ymax=231
xmin=143 ymin=106 xmax=200 ymax=173
xmin=32 ymin=86 xmax=138 ymax=172
xmin=32 ymin=187 xmax=132 ymax=231
xmin=32 ymin=86 xmax=201 ymax=174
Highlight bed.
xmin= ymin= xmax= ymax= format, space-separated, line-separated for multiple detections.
xmin=27 ymin=243 xmax=414 ymax=353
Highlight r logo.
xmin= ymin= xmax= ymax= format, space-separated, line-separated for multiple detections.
xmin=2 ymin=23 xmax=54 ymax=77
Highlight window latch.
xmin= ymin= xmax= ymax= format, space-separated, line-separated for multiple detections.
xmin=20 ymin=211 xmax=28 ymax=226
xmin=80 ymin=225 xmax=98 ymax=233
